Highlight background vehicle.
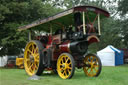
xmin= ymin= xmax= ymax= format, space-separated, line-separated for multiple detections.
xmin=16 ymin=54 xmax=24 ymax=69
xmin=119 ymin=49 xmax=128 ymax=64
xmin=6 ymin=56 xmax=17 ymax=68
xmin=18 ymin=6 xmax=110 ymax=79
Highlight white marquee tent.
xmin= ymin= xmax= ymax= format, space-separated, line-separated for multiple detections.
xmin=0 ymin=56 xmax=8 ymax=67
xmin=97 ymin=45 xmax=124 ymax=66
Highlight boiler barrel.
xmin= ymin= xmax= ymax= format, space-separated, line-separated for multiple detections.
xmin=59 ymin=40 xmax=88 ymax=55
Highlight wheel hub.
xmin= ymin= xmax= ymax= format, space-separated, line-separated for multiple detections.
xmin=30 ymin=55 xmax=34 ymax=63
xmin=62 ymin=63 xmax=67 ymax=70
xmin=90 ymin=63 xmax=94 ymax=68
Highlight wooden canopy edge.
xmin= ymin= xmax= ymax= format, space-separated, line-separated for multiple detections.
xmin=18 ymin=9 xmax=73 ymax=31
xmin=18 ymin=6 xmax=110 ymax=31
xmin=74 ymin=6 xmax=110 ymax=17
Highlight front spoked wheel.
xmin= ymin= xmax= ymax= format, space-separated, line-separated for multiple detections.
xmin=83 ymin=54 xmax=102 ymax=77
xmin=57 ymin=53 xmax=75 ymax=79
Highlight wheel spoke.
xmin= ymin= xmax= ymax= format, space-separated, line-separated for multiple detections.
xmin=27 ymin=49 xmax=32 ymax=54
xmin=67 ymin=66 xmax=72 ymax=70
xmin=65 ymin=57 xmax=69 ymax=63
xmin=34 ymin=63 xmax=38 ymax=70
xmin=29 ymin=62 xmax=33 ymax=67
xmin=94 ymin=67 xmax=98 ymax=72
xmin=60 ymin=57 xmax=64 ymax=64
xmin=63 ymin=56 xmax=66 ymax=63
xmin=32 ymin=64 xmax=35 ymax=71
xmin=85 ymin=68 xmax=89 ymax=74
xmin=94 ymin=65 xmax=99 ymax=67
xmin=60 ymin=68 xmax=64 ymax=72
xmin=85 ymin=68 xmax=90 ymax=74
xmin=93 ymin=58 xmax=98 ymax=64
xmin=35 ymin=59 xmax=39 ymax=63
xmin=28 ymin=63 xmax=33 ymax=71
xmin=33 ymin=53 xmax=39 ymax=59
xmin=25 ymin=58 xmax=30 ymax=62
xmin=86 ymin=67 xmax=90 ymax=71
xmin=89 ymin=57 xmax=91 ymax=61
xmin=66 ymin=57 xmax=70 ymax=63
xmin=92 ymin=56 xmax=95 ymax=61
xmin=89 ymin=68 xmax=93 ymax=74
xmin=34 ymin=47 xmax=38 ymax=54
xmin=64 ymin=70 xmax=67 ymax=76
xmin=68 ymin=62 xmax=71 ymax=65
xmin=90 ymin=56 xmax=94 ymax=63
xmin=67 ymin=63 xmax=72 ymax=69
xmin=33 ymin=47 xmax=36 ymax=54
xmin=31 ymin=44 xmax=35 ymax=53
xmin=27 ymin=62 xmax=32 ymax=67
xmin=84 ymin=58 xmax=90 ymax=64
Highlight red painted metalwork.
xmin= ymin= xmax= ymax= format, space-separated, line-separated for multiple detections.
xmin=53 ymin=52 xmax=60 ymax=61
xmin=74 ymin=6 xmax=110 ymax=17
xmin=52 ymin=35 xmax=61 ymax=44
xmin=86 ymin=12 xmax=98 ymax=33
xmin=87 ymin=35 xmax=100 ymax=44
xmin=48 ymin=35 xmax=52 ymax=44
xmin=59 ymin=41 xmax=70 ymax=53
xmin=51 ymin=40 xmax=71 ymax=61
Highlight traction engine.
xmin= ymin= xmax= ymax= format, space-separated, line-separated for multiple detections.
xmin=18 ymin=6 xmax=110 ymax=79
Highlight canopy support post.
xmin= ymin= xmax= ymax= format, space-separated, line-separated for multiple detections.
xmin=28 ymin=30 xmax=31 ymax=41
xmin=50 ymin=24 xmax=52 ymax=35
xmin=83 ymin=12 xmax=86 ymax=35
xmin=98 ymin=14 xmax=101 ymax=35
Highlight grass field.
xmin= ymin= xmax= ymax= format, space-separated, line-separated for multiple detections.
xmin=0 ymin=64 xmax=128 ymax=85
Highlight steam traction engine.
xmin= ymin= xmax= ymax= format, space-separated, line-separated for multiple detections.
xmin=18 ymin=6 xmax=109 ymax=79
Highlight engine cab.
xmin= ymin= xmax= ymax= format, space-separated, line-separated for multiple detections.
xmin=51 ymin=11 xmax=101 ymax=57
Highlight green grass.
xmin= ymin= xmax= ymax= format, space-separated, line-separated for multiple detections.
xmin=0 ymin=64 xmax=128 ymax=85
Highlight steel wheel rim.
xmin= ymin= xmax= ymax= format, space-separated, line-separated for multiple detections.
xmin=83 ymin=55 xmax=99 ymax=77
xmin=24 ymin=42 xmax=39 ymax=76
xmin=57 ymin=54 xmax=72 ymax=79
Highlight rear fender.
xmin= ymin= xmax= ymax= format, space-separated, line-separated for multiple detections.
xmin=87 ymin=35 xmax=100 ymax=45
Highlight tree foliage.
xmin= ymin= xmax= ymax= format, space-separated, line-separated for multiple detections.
xmin=118 ymin=0 xmax=128 ymax=15
xmin=0 ymin=0 xmax=62 ymax=56
xmin=118 ymin=0 xmax=128 ymax=47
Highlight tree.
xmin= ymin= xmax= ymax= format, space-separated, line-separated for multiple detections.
xmin=118 ymin=0 xmax=128 ymax=48
xmin=118 ymin=0 xmax=128 ymax=15
xmin=0 ymin=0 xmax=62 ymax=56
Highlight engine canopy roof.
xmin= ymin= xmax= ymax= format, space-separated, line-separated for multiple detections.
xmin=18 ymin=6 xmax=110 ymax=32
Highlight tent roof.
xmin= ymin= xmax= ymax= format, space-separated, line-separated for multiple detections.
xmin=97 ymin=45 xmax=122 ymax=53
xmin=97 ymin=45 xmax=114 ymax=53
xmin=109 ymin=45 xmax=121 ymax=53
